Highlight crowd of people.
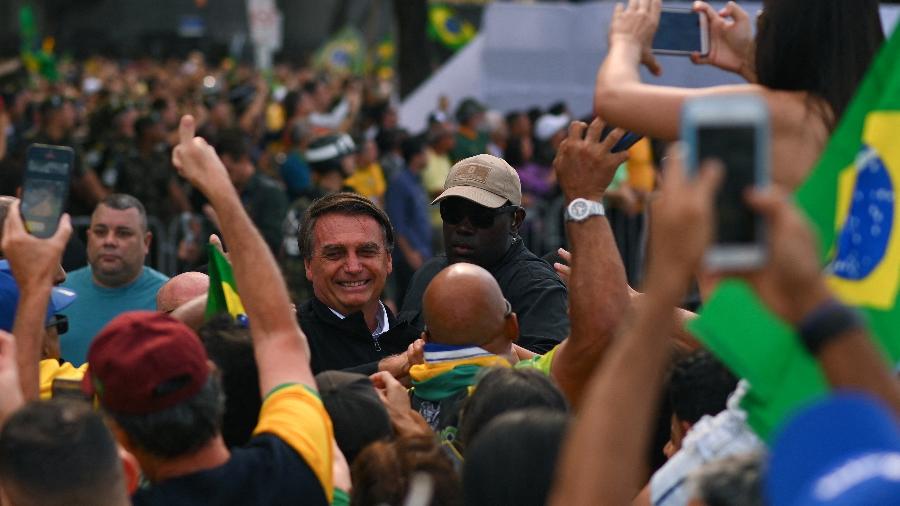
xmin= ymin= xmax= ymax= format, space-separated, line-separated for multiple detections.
xmin=0 ymin=0 xmax=899 ymax=504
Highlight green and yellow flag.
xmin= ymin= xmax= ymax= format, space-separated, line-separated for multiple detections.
xmin=313 ymin=26 xmax=366 ymax=77
xmin=689 ymin=28 xmax=900 ymax=441
xmin=427 ymin=4 xmax=477 ymax=51
xmin=204 ymin=244 xmax=247 ymax=322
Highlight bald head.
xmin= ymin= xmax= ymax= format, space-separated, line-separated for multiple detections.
xmin=156 ymin=272 xmax=210 ymax=313
xmin=422 ymin=263 xmax=513 ymax=348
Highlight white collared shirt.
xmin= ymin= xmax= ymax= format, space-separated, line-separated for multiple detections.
xmin=327 ymin=301 xmax=391 ymax=337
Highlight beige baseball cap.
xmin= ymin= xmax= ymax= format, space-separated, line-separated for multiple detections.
xmin=431 ymin=154 xmax=522 ymax=208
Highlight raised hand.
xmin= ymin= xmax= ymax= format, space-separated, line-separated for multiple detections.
xmin=690 ymin=1 xmax=756 ymax=81
xmin=1 ymin=201 xmax=71 ymax=289
xmin=647 ymin=144 xmax=722 ymax=281
xmin=609 ymin=0 xmax=663 ymax=75
xmin=553 ymin=118 xmax=630 ymax=202
xmin=171 ymin=115 xmax=233 ymax=197
xmin=743 ymin=188 xmax=829 ymax=324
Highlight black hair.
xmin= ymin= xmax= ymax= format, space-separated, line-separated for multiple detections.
xmin=98 ymin=193 xmax=148 ymax=232
xmin=213 ymin=128 xmax=251 ymax=161
xmin=754 ymin=0 xmax=884 ymax=130
xmin=458 ymin=367 xmax=567 ymax=451
xmin=110 ymin=375 xmax=225 ymax=459
xmin=667 ymin=349 xmax=738 ymax=424
xmin=401 ymin=136 xmax=426 ymax=164
xmin=0 ymin=400 xmax=127 ymax=506
xmin=134 ymin=115 xmax=159 ymax=140
xmin=463 ymin=409 xmax=568 ymax=506
xmin=198 ymin=314 xmax=261 ymax=448
xmin=503 ymin=136 xmax=528 ymax=167
xmin=375 ymin=127 xmax=408 ymax=156
xmin=300 ymin=192 xmax=394 ymax=260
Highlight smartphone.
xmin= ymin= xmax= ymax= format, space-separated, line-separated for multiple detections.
xmin=600 ymin=125 xmax=644 ymax=153
xmin=652 ymin=7 xmax=709 ymax=56
xmin=21 ymin=144 xmax=74 ymax=238
xmin=681 ymin=95 xmax=770 ymax=270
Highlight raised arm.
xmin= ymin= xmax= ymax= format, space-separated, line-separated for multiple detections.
xmin=549 ymin=119 xmax=630 ymax=409
xmin=1 ymin=202 xmax=72 ymax=400
xmin=550 ymin=148 xmax=722 ymax=506
xmin=595 ymin=0 xmax=757 ymax=140
xmin=745 ymin=188 xmax=900 ymax=416
xmin=172 ymin=115 xmax=315 ymax=394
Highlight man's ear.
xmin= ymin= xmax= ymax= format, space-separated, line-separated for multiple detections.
xmin=511 ymin=208 xmax=526 ymax=233
xmin=118 ymin=445 xmax=141 ymax=495
xmin=504 ymin=313 xmax=519 ymax=343
xmin=144 ymin=231 xmax=153 ymax=253
xmin=304 ymin=258 xmax=313 ymax=282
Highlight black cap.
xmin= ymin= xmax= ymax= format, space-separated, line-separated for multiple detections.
xmin=315 ymin=370 xmax=393 ymax=464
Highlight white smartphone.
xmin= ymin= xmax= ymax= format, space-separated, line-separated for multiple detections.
xmin=681 ymin=95 xmax=770 ymax=270
xmin=652 ymin=7 xmax=710 ymax=56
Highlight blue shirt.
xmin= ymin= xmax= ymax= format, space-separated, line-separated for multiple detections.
xmin=60 ymin=266 xmax=168 ymax=366
xmin=386 ymin=169 xmax=432 ymax=259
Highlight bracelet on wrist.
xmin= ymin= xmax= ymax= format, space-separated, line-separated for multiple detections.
xmin=795 ymin=299 xmax=864 ymax=355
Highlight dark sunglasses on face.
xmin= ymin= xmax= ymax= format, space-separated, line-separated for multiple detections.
xmin=46 ymin=314 xmax=68 ymax=335
xmin=440 ymin=200 xmax=519 ymax=229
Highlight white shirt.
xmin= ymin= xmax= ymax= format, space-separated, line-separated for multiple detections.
xmin=327 ymin=301 xmax=391 ymax=337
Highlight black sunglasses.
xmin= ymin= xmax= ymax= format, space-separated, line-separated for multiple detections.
xmin=440 ymin=201 xmax=519 ymax=229
xmin=46 ymin=314 xmax=68 ymax=335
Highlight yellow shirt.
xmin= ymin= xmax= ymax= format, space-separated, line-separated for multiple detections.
xmin=345 ymin=163 xmax=387 ymax=201
xmin=39 ymin=359 xmax=88 ymax=400
xmin=626 ymin=137 xmax=656 ymax=193
xmin=254 ymin=384 xmax=334 ymax=503
xmin=422 ymin=149 xmax=452 ymax=195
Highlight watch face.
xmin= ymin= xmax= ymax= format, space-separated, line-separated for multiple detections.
xmin=570 ymin=200 xmax=589 ymax=219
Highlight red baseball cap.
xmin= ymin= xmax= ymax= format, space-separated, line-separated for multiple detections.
xmin=82 ymin=311 xmax=210 ymax=415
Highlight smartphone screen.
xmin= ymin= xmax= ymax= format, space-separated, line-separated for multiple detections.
xmin=653 ymin=11 xmax=703 ymax=53
xmin=22 ymin=145 xmax=73 ymax=238
xmin=697 ymin=125 xmax=757 ymax=245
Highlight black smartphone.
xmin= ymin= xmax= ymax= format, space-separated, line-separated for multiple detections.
xmin=21 ymin=144 xmax=74 ymax=238
xmin=600 ymin=125 xmax=644 ymax=153
xmin=652 ymin=8 xmax=710 ymax=56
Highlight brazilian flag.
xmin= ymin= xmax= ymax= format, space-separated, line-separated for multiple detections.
xmin=428 ymin=4 xmax=476 ymax=51
xmin=313 ymin=26 xmax=366 ymax=77
xmin=205 ymin=244 xmax=247 ymax=322
xmin=688 ymin=28 xmax=900 ymax=441
xmin=369 ymin=35 xmax=395 ymax=81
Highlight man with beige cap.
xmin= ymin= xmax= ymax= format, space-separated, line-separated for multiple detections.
xmin=398 ymin=154 xmax=569 ymax=353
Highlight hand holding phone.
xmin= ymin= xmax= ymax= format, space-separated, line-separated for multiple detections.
xmin=689 ymin=2 xmax=755 ymax=78
xmin=21 ymin=144 xmax=74 ymax=238
xmin=652 ymin=7 xmax=710 ymax=56
xmin=600 ymin=125 xmax=644 ymax=153
xmin=681 ymin=95 xmax=770 ymax=270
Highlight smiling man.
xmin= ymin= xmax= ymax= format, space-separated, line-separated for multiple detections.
xmin=399 ymin=154 xmax=569 ymax=353
xmin=61 ymin=194 xmax=168 ymax=365
xmin=298 ymin=192 xmax=419 ymax=374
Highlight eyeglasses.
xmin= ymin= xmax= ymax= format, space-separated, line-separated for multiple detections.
xmin=440 ymin=200 xmax=519 ymax=229
xmin=46 ymin=314 xmax=68 ymax=335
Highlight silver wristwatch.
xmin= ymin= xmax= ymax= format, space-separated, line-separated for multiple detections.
xmin=565 ymin=198 xmax=605 ymax=222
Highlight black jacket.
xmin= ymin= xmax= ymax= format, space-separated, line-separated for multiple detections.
xmin=399 ymin=238 xmax=570 ymax=353
xmin=299 ymin=297 xmax=419 ymax=375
